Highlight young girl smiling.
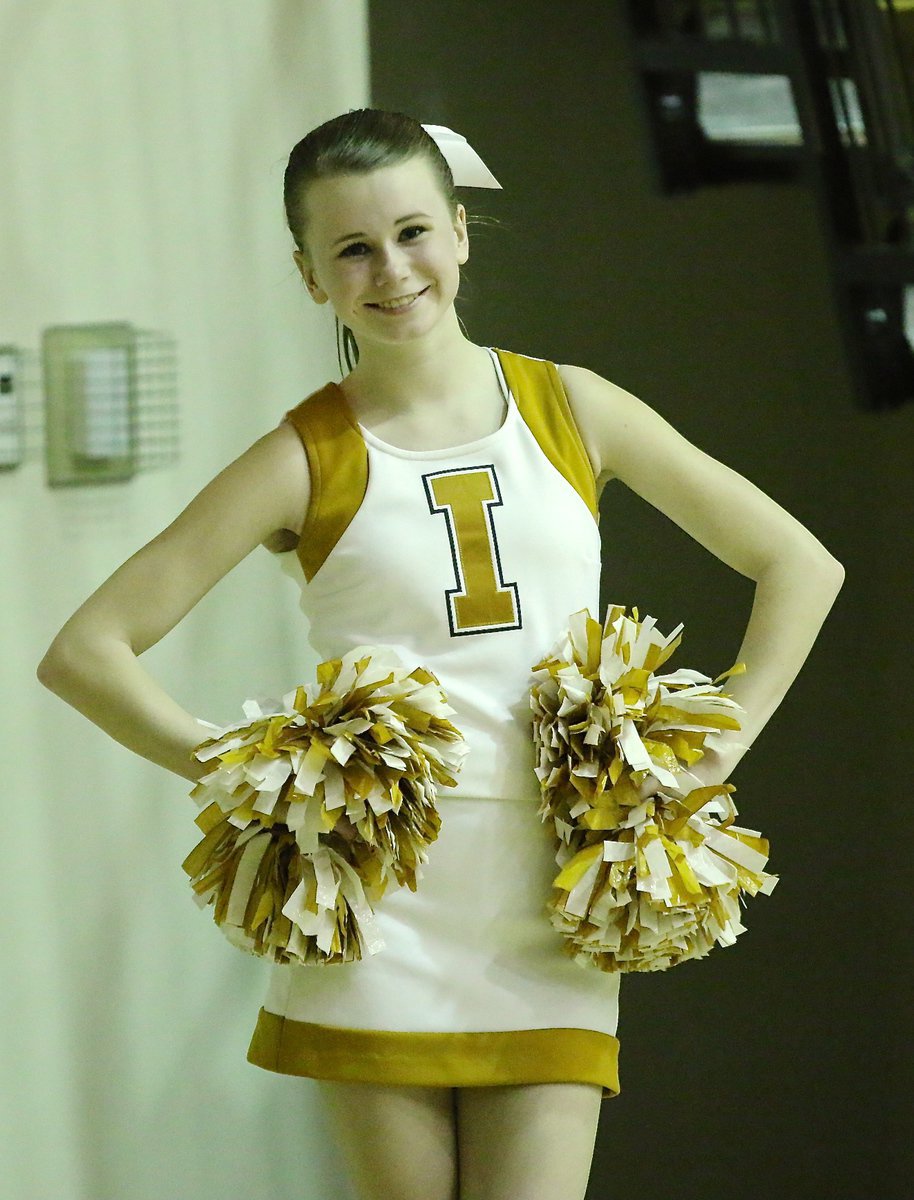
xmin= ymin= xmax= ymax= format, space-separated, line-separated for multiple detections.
xmin=38 ymin=108 xmax=844 ymax=1200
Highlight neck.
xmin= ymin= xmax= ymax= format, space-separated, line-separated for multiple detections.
xmin=341 ymin=310 xmax=490 ymax=410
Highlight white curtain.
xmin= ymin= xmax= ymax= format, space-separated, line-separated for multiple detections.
xmin=1 ymin=3 xmax=368 ymax=1197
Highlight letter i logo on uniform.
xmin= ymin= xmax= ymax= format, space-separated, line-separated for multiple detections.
xmin=423 ymin=466 xmax=522 ymax=637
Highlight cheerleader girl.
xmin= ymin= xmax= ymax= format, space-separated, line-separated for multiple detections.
xmin=38 ymin=108 xmax=844 ymax=1200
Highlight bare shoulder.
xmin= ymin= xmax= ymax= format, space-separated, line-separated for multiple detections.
xmin=556 ymin=362 xmax=650 ymax=484
xmin=259 ymin=420 xmax=311 ymax=548
xmin=191 ymin=419 xmax=310 ymax=551
xmin=556 ymin=361 xmax=842 ymax=580
xmin=143 ymin=417 xmax=312 ymax=573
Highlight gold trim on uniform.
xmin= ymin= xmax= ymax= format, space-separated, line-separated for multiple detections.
xmin=494 ymin=351 xmax=598 ymax=520
xmin=248 ymin=1008 xmax=621 ymax=1100
xmin=279 ymin=349 xmax=599 ymax=585
xmin=281 ymin=383 xmax=369 ymax=583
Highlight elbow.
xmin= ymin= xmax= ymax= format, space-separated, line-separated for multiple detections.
xmin=758 ymin=544 xmax=845 ymax=600
xmin=796 ymin=530 xmax=845 ymax=587
xmin=37 ymin=631 xmax=90 ymax=691
xmin=817 ymin=559 xmax=845 ymax=621
xmin=817 ymin=552 xmax=846 ymax=594
xmin=38 ymin=629 xmax=132 ymax=691
xmin=831 ymin=558 xmax=846 ymax=589
xmin=36 ymin=638 xmax=73 ymax=691
xmin=775 ymin=536 xmax=846 ymax=590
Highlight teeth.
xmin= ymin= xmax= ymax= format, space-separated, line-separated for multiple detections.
xmin=374 ymin=291 xmax=422 ymax=309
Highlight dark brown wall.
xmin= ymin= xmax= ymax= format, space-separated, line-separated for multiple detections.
xmin=370 ymin=3 xmax=910 ymax=1196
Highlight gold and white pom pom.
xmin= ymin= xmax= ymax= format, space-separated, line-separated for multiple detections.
xmin=181 ymin=646 xmax=468 ymax=965
xmin=547 ymin=780 xmax=778 ymax=972
xmin=530 ymin=604 xmax=778 ymax=972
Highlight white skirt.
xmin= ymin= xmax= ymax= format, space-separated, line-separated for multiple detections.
xmin=247 ymin=792 xmax=623 ymax=1099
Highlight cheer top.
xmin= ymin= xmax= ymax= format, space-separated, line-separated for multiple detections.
xmin=273 ymin=346 xmax=600 ymax=801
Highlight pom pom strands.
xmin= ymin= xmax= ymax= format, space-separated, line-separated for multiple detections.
xmin=530 ymin=605 xmax=778 ymax=973
xmin=181 ymin=647 xmax=468 ymax=966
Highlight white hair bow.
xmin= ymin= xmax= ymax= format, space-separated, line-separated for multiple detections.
xmin=421 ymin=124 xmax=502 ymax=189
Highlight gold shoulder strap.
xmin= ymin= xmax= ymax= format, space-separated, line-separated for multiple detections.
xmin=492 ymin=348 xmax=598 ymax=520
xmin=281 ymin=383 xmax=368 ymax=582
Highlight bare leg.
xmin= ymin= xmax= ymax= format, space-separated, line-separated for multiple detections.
xmin=455 ymin=1082 xmax=603 ymax=1200
xmin=315 ymin=1079 xmax=459 ymax=1200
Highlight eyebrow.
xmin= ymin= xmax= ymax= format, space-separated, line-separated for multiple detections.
xmin=331 ymin=213 xmax=432 ymax=248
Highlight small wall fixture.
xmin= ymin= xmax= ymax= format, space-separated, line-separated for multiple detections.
xmin=0 ymin=345 xmax=24 ymax=471
xmin=42 ymin=322 xmax=178 ymax=486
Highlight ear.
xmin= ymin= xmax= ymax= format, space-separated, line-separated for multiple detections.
xmin=292 ymin=250 xmax=329 ymax=305
xmin=453 ymin=203 xmax=469 ymax=266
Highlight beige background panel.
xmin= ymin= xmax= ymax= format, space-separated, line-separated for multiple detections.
xmin=2 ymin=3 xmax=367 ymax=1199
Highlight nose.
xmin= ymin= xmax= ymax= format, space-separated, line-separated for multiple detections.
xmin=373 ymin=240 xmax=411 ymax=287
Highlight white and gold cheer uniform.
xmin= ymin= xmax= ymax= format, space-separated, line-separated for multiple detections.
xmin=246 ymin=346 xmax=622 ymax=1099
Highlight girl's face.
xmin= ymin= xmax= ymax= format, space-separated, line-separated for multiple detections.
xmin=293 ymin=155 xmax=469 ymax=346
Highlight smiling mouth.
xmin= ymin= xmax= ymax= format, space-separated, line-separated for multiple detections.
xmin=367 ymin=286 xmax=430 ymax=311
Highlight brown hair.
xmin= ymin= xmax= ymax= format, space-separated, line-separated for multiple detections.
xmin=284 ymin=108 xmax=485 ymax=373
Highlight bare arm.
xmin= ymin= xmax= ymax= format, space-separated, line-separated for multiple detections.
xmin=36 ymin=422 xmax=309 ymax=783
xmin=558 ymin=363 xmax=845 ymax=783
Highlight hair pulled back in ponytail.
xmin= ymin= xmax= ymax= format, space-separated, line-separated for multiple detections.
xmin=283 ymin=108 xmax=462 ymax=374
